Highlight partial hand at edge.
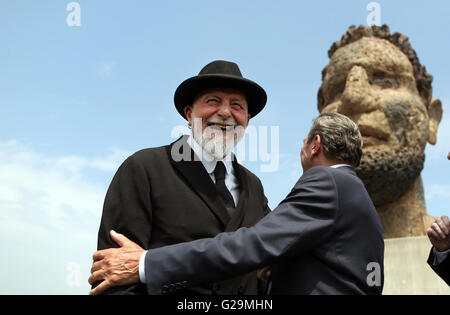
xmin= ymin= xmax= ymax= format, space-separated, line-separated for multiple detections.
xmin=427 ymin=215 xmax=450 ymax=252
xmin=257 ymin=265 xmax=272 ymax=283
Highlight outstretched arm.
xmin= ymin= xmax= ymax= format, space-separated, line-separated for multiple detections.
xmin=144 ymin=167 xmax=337 ymax=294
xmin=88 ymin=167 xmax=338 ymax=295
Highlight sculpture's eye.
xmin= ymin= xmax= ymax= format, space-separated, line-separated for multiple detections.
xmin=371 ymin=74 xmax=399 ymax=89
xmin=328 ymin=82 xmax=346 ymax=103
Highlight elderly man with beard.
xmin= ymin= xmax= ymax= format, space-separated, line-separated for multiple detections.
xmin=317 ymin=25 xmax=443 ymax=238
xmin=90 ymin=60 xmax=270 ymax=295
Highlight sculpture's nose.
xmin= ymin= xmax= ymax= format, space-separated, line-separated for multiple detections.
xmin=340 ymin=65 xmax=375 ymax=115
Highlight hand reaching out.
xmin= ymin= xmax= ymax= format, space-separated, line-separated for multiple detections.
xmin=88 ymin=230 xmax=144 ymax=295
xmin=427 ymin=215 xmax=450 ymax=252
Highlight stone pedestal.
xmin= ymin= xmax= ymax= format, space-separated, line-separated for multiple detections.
xmin=383 ymin=236 xmax=450 ymax=294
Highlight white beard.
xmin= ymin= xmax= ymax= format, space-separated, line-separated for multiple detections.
xmin=191 ymin=116 xmax=245 ymax=161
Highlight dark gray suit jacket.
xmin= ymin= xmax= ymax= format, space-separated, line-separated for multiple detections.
xmin=427 ymin=248 xmax=450 ymax=285
xmin=144 ymin=165 xmax=385 ymax=295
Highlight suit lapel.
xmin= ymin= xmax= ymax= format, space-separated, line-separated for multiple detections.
xmin=167 ymin=136 xmax=231 ymax=228
xmin=225 ymin=159 xmax=249 ymax=232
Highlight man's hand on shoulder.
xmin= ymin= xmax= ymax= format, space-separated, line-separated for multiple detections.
xmin=89 ymin=230 xmax=144 ymax=295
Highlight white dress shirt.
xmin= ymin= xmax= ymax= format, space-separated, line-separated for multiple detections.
xmin=329 ymin=164 xmax=352 ymax=169
xmin=187 ymin=135 xmax=240 ymax=206
xmin=139 ymin=134 xmax=241 ymax=283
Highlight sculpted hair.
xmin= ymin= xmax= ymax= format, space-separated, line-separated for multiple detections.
xmin=318 ymin=24 xmax=433 ymax=110
xmin=308 ymin=113 xmax=363 ymax=166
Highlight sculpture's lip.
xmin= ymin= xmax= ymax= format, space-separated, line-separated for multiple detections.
xmin=359 ymin=126 xmax=389 ymax=140
xmin=358 ymin=124 xmax=390 ymax=148
xmin=361 ymin=135 xmax=387 ymax=148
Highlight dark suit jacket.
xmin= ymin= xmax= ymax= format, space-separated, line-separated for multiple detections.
xmin=95 ymin=135 xmax=270 ymax=294
xmin=427 ymin=248 xmax=450 ymax=285
xmin=144 ymin=165 xmax=385 ymax=295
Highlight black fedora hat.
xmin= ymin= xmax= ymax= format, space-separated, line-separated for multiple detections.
xmin=174 ymin=60 xmax=267 ymax=119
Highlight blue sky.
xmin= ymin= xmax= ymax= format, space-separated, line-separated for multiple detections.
xmin=1 ymin=0 xmax=449 ymax=294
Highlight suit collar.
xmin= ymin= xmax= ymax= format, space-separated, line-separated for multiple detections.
xmin=167 ymin=135 xmax=231 ymax=228
xmin=225 ymin=159 xmax=249 ymax=231
xmin=167 ymin=135 xmax=251 ymax=230
xmin=329 ymin=163 xmax=353 ymax=169
xmin=330 ymin=164 xmax=357 ymax=177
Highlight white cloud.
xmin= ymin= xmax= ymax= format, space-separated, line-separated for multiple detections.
xmin=0 ymin=140 xmax=130 ymax=294
xmin=96 ymin=61 xmax=115 ymax=77
xmin=89 ymin=149 xmax=131 ymax=172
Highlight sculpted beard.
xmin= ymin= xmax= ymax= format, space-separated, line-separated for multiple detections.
xmin=356 ymin=147 xmax=425 ymax=206
xmin=192 ymin=116 xmax=245 ymax=160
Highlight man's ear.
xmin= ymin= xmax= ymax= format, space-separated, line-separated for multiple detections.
xmin=428 ymin=98 xmax=443 ymax=145
xmin=184 ymin=105 xmax=193 ymax=126
xmin=311 ymin=134 xmax=322 ymax=156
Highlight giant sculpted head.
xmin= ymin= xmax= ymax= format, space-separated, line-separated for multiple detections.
xmin=318 ymin=25 xmax=443 ymax=237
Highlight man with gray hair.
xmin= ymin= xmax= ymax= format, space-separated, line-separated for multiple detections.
xmin=89 ymin=112 xmax=385 ymax=295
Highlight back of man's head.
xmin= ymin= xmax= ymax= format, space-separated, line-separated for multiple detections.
xmin=308 ymin=113 xmax=363 ymax=167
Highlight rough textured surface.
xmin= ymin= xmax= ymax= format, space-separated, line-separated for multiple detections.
xmin=318 ymin=25 xmax=443 ymax=238
xmin=383 ymin=236 xmax=450 ymax=295
xmin=356 ymin=148 xmax=424 ymax=206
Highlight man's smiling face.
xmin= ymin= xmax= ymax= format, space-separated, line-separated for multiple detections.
xmin=184 ymin=88 xmax=250 ymax=159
